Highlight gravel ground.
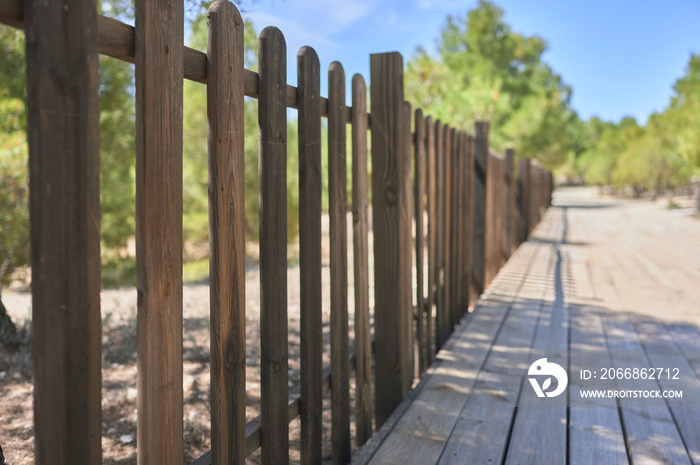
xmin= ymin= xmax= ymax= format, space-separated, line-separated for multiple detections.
xmin=0 ymin=213 xmax=385 ymax=464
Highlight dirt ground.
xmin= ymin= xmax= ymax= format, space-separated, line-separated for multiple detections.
xmin=0 ymin=213 xmax=376 ymax=464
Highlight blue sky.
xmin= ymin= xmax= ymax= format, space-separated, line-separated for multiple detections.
xmin=239 ymin=0 xmax=700 ymax=125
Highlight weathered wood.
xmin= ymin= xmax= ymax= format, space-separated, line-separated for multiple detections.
xmin=414 ymin=109 xmax=426 ymax=374
xmin=258 ymin=26 xmax=289 ymax=464
xmin=568 ymin=310 xmax=627 ymax=465
xmin=464 ymin=135 xmax=475 ymax=309
xmin=443 ymin=126 xmax=453 ymax=333
xmin=504 ymin=149 xmax=516 ymax=257
xmin=352 ymin=73 xmax=373 ymax=447
xmin=207 ymin=2 xmax=246 ymax=463
xmin=449 ymin=129 xmax=460 ymax=327
xmin=370 ymin=52 xmax=413 ymax=428
xmin=297 ymin=45 xmax=323 ymax=465
xmin=604 ymin=317 xmax=692 ymax=465
xmin=425 ymin=116 xmax=436 ymax=363
xmin=434 ymin=121 xmax=448 ymax=351
xmin=438 ymin=248 xmax=548 ymax=465
xmin=517 ymin=159 xmax=530 ymax=243
xmin=329 ymin=61 xmax=351 ymax=465
xmin=25 ymin=0 xmax=102 ymax=462
xmin=403 ymin=101 xmax=415 ymax=382
xmin=367 ymin=243 xmax=543 ymax=465
xmin=471 ymin=122 xmax=488 ymax=298
xmin=134 ymin=0 xmax=184 ymax=462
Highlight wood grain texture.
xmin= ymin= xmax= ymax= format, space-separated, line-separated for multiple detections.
xmin=434 ymin=121 xmax=448 ymax=351
xmin=604 ymin=317 xmax=692 ymax=465
xmin=352 ymin=73 xmax=373 ymax=447
xmin=329 ymin=61 xmax=351 ymax=465
xmin=297 ymin=45 xmax=323 ymax=465
xmin=370 ymin=52 xmax=412 ymax=428
xmin=438 ymin=246 xmax=548 ymax=465
xmin=414 ymin=109 xmax=426 ymax=374
xmin=25 ymin=0 xmax=102 ymax=462
xmin=207 ymin=3 xmax=246 ymax=463
xmin=258 ymin=26 xmax=289 ymax=464
xmin=134 ymin=0 xmax=184 ymax=462
xmin=568 ymin=310 xmax=627 ymax=465
xmin=471 ymin=122 xmax=488 ymax=298
xmin=517 ymin=159 xmax=530 ymax=243
xmin=504 ymin=149 xmax=515 ymax=256
xmin=367 ymin=242 xmax=543 ymax=465
xmin=403 ymin=101 xmax=415 ymax=383
xmin=464 ymin=135 xmax=476 ymax=308
xmin=448 ymin=129 xmax=459 ymax=327
xmin=425 ymin=116 xmax=436 ymax=363
xmin=442 ymin=126 xmax=453 ymax=334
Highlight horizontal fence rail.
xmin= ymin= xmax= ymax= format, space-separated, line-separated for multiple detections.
xmin=0 ymin=0 xmax=553 ymax=464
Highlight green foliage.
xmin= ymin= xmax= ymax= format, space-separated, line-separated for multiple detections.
xmin=183 ymin=17 xmax=300 ymax=247
xmin=0 ymin=26 xmax=29 ymax=287
xmin=405 ymin=0 xmax=576 ymax=169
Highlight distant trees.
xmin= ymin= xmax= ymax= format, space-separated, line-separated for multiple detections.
xmin=404 ymin=0 xmax=579 ymax=170
xmin=574 ymin=55 xmax=700 ymax=198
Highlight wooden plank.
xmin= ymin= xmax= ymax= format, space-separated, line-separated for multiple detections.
xmin=504 ymin=149 xmax=516 ymax=257
xmin=443 ymin=126 xmax=453 ymax=334
xmin=258 ymin=26 xmax=289 ymax=464
xmin=367 ymin=237 xmax=542 ymax=465
xmin=434 ymin=121 xmax=448 ymax=351
xmin=352 ymin=73 xmax=372 ymax=447
xmin=517 ymin=159 xmax=530 ymax=244
xmin=604 ymin=317 xmax=692 ymax=465
xmin=206 ymin=2 xmax=246 ymax=464
xmin=414 ymin=109 xmax=426 ymax=374
xmin=449 ymin=129 xmax=460 ymax=327
xmin=25 ymin=0 xmax=102 ymax=462
xmin=329 ymin=61 xmax=351 ymax=465
xmin=134 ymin=0 xmax=184 ymax=462
xmin=403 ymin=101 xmax=415 ymax=382
xmin=460 ymin=133 xmax=472 ymax=312
xmin=471 ymin=122 xmax=488 ymax=298
xmin=455 ymin=132 xmax=465 ymax=319
xmin=297 ymin=45 xmax=323 ymax=465
xmin=438 ymin=247 xmax=549 ymax=465
xmin=568 ymin=309 xmax=627 ymax=465
xmin=370 ymin=52 xmax=412 ymax=427
xmin=504 ymin=247 xmax=569 ymax=465
xmin=425 ymin=116 xmax=437 ymax=363
xmin=635 ymin=321 xmax=700 ymax=464
xmin=464 ymin=136 xmax=475 ymax=309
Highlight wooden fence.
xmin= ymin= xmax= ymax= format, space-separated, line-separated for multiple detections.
xmin=0 ymin=0 xmax=552 ymax=464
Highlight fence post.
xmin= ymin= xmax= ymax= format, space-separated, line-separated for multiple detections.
xmin=414 ymin=108 xmax=426 ymax=374
xmin=297 ymin=46 xmax=323 ymax=465
xmin=472 ymin=122 xmax=489 ymax=299
xmin=351 ymin=73 xmax=372 ymax=447
xmin=258 ymin=26 xmax=289 ymax=464
xmin=134 ymin=0 xmax=184 ymax=462
xmin=434 ymin=121 xmax=448 ymax=351
xmin=518 ymin=159 xmax=531 ymax=242
xmin=464 ymin=135 xmax=475 ymax=309
xmin=425 ymin=116 xmax=436 ymax=362
xmin=26 ymin=0 xmax=102 ymax=462
xmin=370 ymin=52 xmax=413 ymax=427
xmin=207 ymin=2 xmax=246 ymax=463
xmin=505 ymin=149 xmax=515 ymax=257
xmin=329 ymin=61 xmax=351 ymax=465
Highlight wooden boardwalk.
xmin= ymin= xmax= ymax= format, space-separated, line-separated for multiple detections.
xmin=355 ymin=187 xmax=700 ymax=465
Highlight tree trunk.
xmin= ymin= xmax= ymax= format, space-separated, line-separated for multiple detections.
xmin=694 ymin=183 xmax=700 ymax=214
